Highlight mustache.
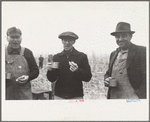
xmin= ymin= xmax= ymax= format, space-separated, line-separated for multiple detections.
xmin=64 ymin=45 xmax=71 ymax=46
xmin=117 ymin=39 xmax=127 ymax=43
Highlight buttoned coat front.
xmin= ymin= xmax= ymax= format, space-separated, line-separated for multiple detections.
xmin=104 ymin=43 xmax=146 ymax=99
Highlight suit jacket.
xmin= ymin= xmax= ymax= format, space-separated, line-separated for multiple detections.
xmin=104 ymin=43 xmax=146 ymax=99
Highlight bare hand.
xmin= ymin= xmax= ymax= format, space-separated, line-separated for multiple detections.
xmin=69 ymin=61 xmax=78 ymax=72
xmin=16 ymin=75 xmax=29 ymax=83
xmin=104 ymin=77 xmax=112 ymax=87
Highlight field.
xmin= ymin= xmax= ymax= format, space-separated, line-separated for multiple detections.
xmin=33 ymin=53 xmax=109 ymax=100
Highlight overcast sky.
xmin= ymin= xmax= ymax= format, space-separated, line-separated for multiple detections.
xmin=2 ymin=1 xmax=149 ymax=57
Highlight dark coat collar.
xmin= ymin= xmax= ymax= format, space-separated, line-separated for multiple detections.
xmin=58 ymin=47 xmax=80 ymax=56
xmin=126 ymin=43 xmax=137 ymax=68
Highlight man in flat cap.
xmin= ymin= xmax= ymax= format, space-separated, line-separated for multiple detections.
xmin=104 ymin=22 xmax=146 ymax=99
xmin=46 ymin=31 xmax=92 ymax=100
xmin=5 ymin=27 xmax=39 ymax=100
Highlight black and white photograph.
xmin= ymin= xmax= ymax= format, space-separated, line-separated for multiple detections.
xmin=2 ymin=1 xmax=149 ymax=121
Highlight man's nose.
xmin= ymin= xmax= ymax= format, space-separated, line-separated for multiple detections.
xmin=13 ymin=38 xmax=18 ymax=42
xmin=65 ymin=41 xmax=69 ymax=44
xmin=118 ymin=36 xmax=123 ymax=41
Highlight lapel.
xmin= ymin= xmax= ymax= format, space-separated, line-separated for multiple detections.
xmin=126 ymin=43 xmax=137 ymax=68
xmin=71 ymin=47 xmax=80 ymax=55
xmin=110 ymin=49 xmax=119 ymax=71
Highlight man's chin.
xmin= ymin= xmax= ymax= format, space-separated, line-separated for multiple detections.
xmin=11 ymin=46 xmax=20 ymax=49
xmin=118 ymin=43 xmax=124 ymax=46
xmin=119 ymin=44 xmax=125 ymax=48
xmin=119 ymin=46 xmax=129 ymax=50
xmin=64 ymin=47 xmax=72 ymax=50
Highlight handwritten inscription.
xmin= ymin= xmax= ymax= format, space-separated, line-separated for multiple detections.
xmin=126 ymin=99 xmax=141 ymax=102
xmin=69 ymin=100 xmax=84 ymax=103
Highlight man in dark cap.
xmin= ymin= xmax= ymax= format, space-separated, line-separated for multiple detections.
xmin=5 ymin=27 xmax=39 ymax=100
xmin=104 ymin=22 xmax=146 ymax=99
xmin=46 ymin=31 xmax=92 ymax=100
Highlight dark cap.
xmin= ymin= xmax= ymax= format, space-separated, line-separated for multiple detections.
xmin=58 ymin=31 xmax=79 ymax=40
xmin=111 ymin=22 xmax=135 ymax=36
xmin=7 ymin=27 xmax=22 ymax=36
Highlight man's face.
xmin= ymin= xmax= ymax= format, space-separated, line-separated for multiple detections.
xmin=115 ymin=33 xmax=132 ymax=50
xmin=7 ymin=35 xmax=22 ymax=49
xmin=62 ymin=37 xmax=75 ymax=51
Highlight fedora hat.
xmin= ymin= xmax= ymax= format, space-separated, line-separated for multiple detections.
xmin=111 ymin=22 xmax=135 ymax=36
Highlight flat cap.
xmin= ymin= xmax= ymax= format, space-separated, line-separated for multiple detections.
xmin=58 ymin=31 xmax=79 ymax=40
xmin=7 ymin=27 xmax=22 ymax=36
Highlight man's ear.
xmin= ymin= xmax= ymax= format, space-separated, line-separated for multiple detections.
xmin=7 ymin=36 xmax=10 ymax=43
xmin=73 ymin=40 xmax=76 ymax=44
xmin=129 ymin=34 xmax=132 ymax=41
xmin=61 ymin=39 xmax=64 ymax=44
xmin=20 ymin=36 xmax=22 ymax=43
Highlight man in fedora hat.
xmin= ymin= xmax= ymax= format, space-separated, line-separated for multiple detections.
xmin=104 ymin=22 xmax=146 ymax=99
xmin=46 ymin=31 xmax=92 ymax=100
xmin=5 ymin=27 xmax=39 ymax=100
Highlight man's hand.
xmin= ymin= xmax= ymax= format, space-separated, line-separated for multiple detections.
xmin=16 ymin=75 xmax=29 ymax=83
xmin=104 ymin=77 xmax=112 ymax=87
xmin=69 ymin=61 xmax=78 ymax=72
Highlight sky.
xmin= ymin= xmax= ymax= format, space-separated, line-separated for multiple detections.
xmin=2 ymin=2 xmax=149 ymax=57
